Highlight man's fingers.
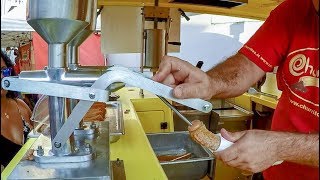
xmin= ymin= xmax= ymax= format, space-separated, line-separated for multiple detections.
xmin=173 ymin=83 xmax=208 ymax=99
xmin=225 ymin=159 xmax=254 ymax=174
xmin=221 ymin=128 xmax=246 ymax=142
xmin=161 ymin=74 xmax=177 ymax=87
xmin=152 ymin=56 xmax=175 ymax=82
xmin=215 ymin=146 xmax=239 ymax=163
xmin=153 ymin=56 xmax=189 ymax=83
xmin=224 ymin=157 xmax=242 ymax=167
xmin=153 ymin=55 xmax=212 ymax=99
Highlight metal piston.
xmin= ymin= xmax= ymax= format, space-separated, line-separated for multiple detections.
xmin=144 ymin=29 xmax=166 ymax=72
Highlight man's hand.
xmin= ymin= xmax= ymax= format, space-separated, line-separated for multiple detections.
xmin=153 ymin=53 xmax=266 ymax=99
xmin=152 ymin=56 xmax=213 ymax=99
xmin=214 ymin=128 xmax=281 ymax=173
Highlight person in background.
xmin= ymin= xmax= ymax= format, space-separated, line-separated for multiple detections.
xmin=1 ymin=50 xmax=33 ymax=169
xmin=12 ymin=49 xmax=21 ymax=75
xmin=11 ymin=49 xmax=39 ymax=111
xmin=5 ymin=47 xmax=16 ymax=65
xmin=21 ymin=94 xmax=39 ymax=111
xmin=153 ymin=0 xmax=319 ymax=179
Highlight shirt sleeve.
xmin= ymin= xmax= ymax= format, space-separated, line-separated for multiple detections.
xmin=239 ymin=0 xmax=295 ymax=72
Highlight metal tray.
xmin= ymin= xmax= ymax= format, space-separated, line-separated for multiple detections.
xmin=106 ymin=101 xmax=125 ymax=143
xmin=147 ymin=132 xmax=214 ymax=180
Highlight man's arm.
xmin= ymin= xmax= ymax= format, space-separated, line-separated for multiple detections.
xmin=276 ymin=132 xmax=319 ymax=166
xmin=215 ymin=129 xmax=319 ymax=173
xmin=207 ymin=52 xmax=266 ymax=99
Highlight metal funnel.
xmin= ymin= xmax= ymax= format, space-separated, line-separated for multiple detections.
xmin=67 ymin=0 xmax=97 ymax=66
xmin=27 ymin=0 xmax=90 ymax=44
xmin=27 ymin=0 xmax=93 ymax=68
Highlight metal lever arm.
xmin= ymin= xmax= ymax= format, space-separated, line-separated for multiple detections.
xmin=1 ymin=77 xmax=108 ymax=102
xmin=106 ymin=66 xmax=213 ymax=113
xmin=50 ymin=67 xmax=212 ymax=152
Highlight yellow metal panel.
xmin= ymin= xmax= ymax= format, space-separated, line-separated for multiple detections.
xmin=233 ymin=92 xmax=278 ymax=110
xmin=109 ymin=118 xmax=167 ymax=180
xmin=234 ymin=93 xmax=252 ymax=111
xmin=251 ymin=94 xmax=278 ymax=109
xmin=1 ymin=138 xmax=37 ymax=180
xmin=110 ymin=87 xmax=167 ymax=179
xmin=137 ymin=111 xmax=173 ymax=133
xmin=215 ymin=160 xmax=248 ymax=180
xmin=132 ymin=98 xmax=168 ymax=111
xmin=132 ymin=97 xmax=174 ymax=132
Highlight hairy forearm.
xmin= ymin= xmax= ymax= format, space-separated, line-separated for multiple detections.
xmin=275 ymin=132 xmax=319 ymax=166
xmin=206 ymin=53 xmax=265 ymax=98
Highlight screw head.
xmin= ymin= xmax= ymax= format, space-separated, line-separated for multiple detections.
xmin=54 ymin=142 xmax=61 ymax=148
xmin=84 ymin=143 xmax=92 ymax=153
xmin=124 ymin=109 xmax=130 ymax=114
xmin=203 ymin=104 xmax=211 ymax=111
xmin=89 ymin=93 xmax=95 ymax=99
xmin=3 ymin=80 xmax=10 ymax=88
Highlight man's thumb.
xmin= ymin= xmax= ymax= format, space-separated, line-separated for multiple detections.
xmin=220 ymin=128 xmax=245 ymax=143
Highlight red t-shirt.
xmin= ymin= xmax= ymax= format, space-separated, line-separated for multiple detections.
xmin=239 ymin=0 xmax=319 ymax=179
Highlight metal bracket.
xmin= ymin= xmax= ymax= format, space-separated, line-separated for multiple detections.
xmin=34 ymin=152 xmax=94 ymax=163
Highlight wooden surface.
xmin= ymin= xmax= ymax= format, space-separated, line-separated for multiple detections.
xmin=98 ymin=0 xmax=283 ymax=20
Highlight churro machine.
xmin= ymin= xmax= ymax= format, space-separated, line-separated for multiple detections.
xmin=1 ymin=0 xmax=212 ymax=179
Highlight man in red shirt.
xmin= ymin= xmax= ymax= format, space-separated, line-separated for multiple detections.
xmin=153 ymin=0 xmax=319 ymax=179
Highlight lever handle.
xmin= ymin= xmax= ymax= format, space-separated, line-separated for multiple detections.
xmin=107 ymin=66 xmax=213 ymax=113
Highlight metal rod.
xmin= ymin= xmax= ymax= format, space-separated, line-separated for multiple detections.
xmin=226 ymin=101 xmax=254 ymax=115
xmin=49 ymin=96 xmax=71 ymax=155
xmin=157 ymin=95 xmax=192 ymax=126
xmin=140 ymin=7 xmax=146 ymax=97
